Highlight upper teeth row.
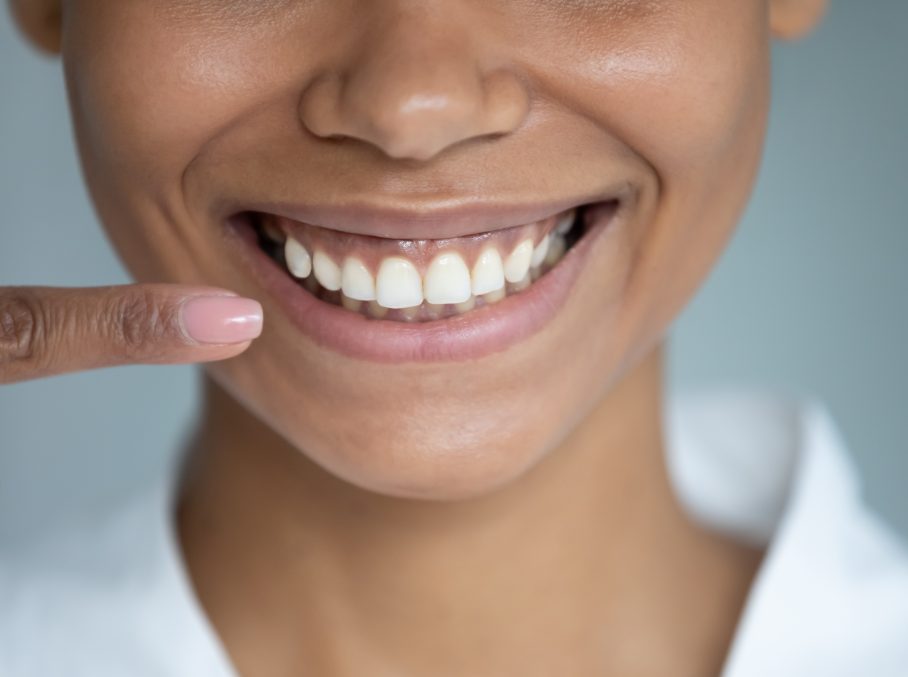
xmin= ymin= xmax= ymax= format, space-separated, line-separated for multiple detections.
xmin=283 ymin=226 xmax=569 ymax=309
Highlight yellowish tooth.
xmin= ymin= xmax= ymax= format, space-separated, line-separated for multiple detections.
xmin=366 ymin=300 xmax=388 ymax=319
xmin=376 ymin=256 xmax=423 ymax=309
xmin=284 ymin=237 xmax=312 ymax=278
xmin=341 ymin=256 xmax=376 ymax=301
xmin=425 ymin=302 xmax=445 ymax=320
xmin=424 ymin=252 xmax=472 ymax=304
xmin=454 ymin=296 xmax=476 ymax=314
xmin=504 ymin=238 xmax=534 ymax=283
xmin=555 ymin=209 xmax=576 ymax=235
xmin=471 ymin=247 xmax=506 ymax=296
xmin=544 ymin=235 xmax=567 ymax=267
xmin=398 ymin=306 xmax=420 ymax=322
xmin=341 ymin=295 xmax=362 ymax=312
xmin=482 ymin=288 xmax=506 ymax=304
xmin=304 ymin=275 xmax=320 ymax=294
xmin=313 ymin=251 xmax=342 ymax=291
xmin=509 ymin=273 xmax=531 ymax=293
xmin=264 ymin=220 xmax=286 ymax=243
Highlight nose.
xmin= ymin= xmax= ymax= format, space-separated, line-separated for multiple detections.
xmin=298 ymin=6 xmax=530 ymax=162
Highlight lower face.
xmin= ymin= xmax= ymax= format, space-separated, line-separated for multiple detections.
xmin=61 ymin=0 xmax=771 ymax=499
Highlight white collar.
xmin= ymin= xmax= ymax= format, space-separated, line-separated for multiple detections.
xmin=665 ymin=387 xmax=908 ymax=676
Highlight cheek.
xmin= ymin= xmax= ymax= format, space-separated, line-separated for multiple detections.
xmin=579 ymin=10 xmax=771 ymax=340
xmin=61 ymin=6 xmax=279 ymax=283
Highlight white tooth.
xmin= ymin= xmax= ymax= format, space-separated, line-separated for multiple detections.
xmin=376 ymin=256 xmax=423 ymax=308
xmin=424 ymin=252 xmax=472 ymax=305
xmin=312 ymin=251 xmax=341 ymax=291
xmin=504 ymin=238 xmax=534 ymax=283
xmin=544 ymin=234 xmax=567 ymax=267
xmin=284 ymin=237 xmax=312 ymax=278
xmin=555 ymin=210 xmax=576 ymax=235
xmin=530 ymin=234 xmax=550 ymax=268
xmin=471 ymin=247 xmax=505 ymax=296
xmin=341 ymin=257 xmax=376 ymax=301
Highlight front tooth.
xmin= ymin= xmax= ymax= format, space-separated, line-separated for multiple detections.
xmin=341 ymin=257 xmax=376 ymax=301
xmin=530 ymin=234 xmax=550 ymax=268
xmin=284 ymin=237 xmax=312 ymax=278
xmin=376 ymin=256 xmax=423 ymax=308
xmin=424 ymin=252 xmax=472 ymax=304
xmin=313 ymin=251 xmax=341 ymax=291
xmin=504 ymin=238 xmax=534 ymax=283
xmin=471 ymin=247 xmax=505 ymax=296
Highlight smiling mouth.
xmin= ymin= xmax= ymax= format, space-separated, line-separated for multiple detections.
xmin=245 ymin=200 xmax=611 ymax=323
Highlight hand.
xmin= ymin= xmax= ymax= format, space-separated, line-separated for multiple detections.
xmin=0 ymin=283 xmax=263 ymax=385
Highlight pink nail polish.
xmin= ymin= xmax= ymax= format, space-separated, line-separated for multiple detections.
xmin=180 ymin=296 xmax=263 ymax=345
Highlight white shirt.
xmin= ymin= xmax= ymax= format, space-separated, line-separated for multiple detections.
xmin=2 ymin=387 xmax=907 ymax=676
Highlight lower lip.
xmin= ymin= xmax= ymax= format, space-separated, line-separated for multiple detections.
xmin=224 ymin=204 xmax=617 ymax=363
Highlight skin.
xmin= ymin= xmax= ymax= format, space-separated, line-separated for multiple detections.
xmin=6 ymin=0 xmax=827 ymax=675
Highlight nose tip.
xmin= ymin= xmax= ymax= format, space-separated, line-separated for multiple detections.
xmin=298 ymin=25 xmax=530 ymax=162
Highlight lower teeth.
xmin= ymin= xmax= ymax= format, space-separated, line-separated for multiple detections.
xmin=255 ymin=209 xmax=587 ymax=322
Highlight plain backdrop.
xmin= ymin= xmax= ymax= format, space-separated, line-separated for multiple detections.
xmin=1 ymin=1 xmax=906 ymax=544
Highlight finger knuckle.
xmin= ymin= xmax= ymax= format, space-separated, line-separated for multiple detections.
xmin=0 ymin=292 xmax=46 ymax=370
xmin=111 ymin=290 xmax=177 ymax=359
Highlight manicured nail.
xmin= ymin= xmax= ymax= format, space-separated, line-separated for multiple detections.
xmin=180 ymin=295 xmax=263 ymax=345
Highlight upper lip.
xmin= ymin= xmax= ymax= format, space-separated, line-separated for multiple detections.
xmin=233 ymin=184 xmax=629 ymax=240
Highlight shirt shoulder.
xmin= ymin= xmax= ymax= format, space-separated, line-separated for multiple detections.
xmin=666 ymin=386 xmax=908 ymax=677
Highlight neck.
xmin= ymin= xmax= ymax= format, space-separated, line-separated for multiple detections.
xmin=175 ymin=343 xmax=763 ymax=676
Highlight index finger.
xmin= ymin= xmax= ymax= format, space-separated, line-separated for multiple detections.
xmin=0 ymin=283 xmax=263 ymax=385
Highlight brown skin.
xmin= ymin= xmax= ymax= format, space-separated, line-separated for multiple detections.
xmin=8 ymin=1 xmax=827 ymax=675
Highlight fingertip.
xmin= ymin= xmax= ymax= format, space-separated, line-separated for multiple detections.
xmin=180 ymin=295 xmax=263 ymax=346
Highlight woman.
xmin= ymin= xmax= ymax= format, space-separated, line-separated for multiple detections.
xmin=2 ymin=0 xmax=907 ymax=675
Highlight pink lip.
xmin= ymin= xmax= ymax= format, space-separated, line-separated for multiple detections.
xmin=219 ymin=184 xmax=630 ymax=241
xmin=224 ymin=201 xmax=619 ymax=363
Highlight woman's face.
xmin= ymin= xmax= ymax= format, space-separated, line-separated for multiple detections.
xmin=42 ymin=1 xmax=780 ymax=498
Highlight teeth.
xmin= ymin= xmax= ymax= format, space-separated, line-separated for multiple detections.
xmin=313 ymin=251 xmax=342 ymax=291
xmin=530 ymin=235 xmax=550 ymax=268
xmin=481 ymin=287 xmax=506 ymax=304
xmin=341 ymin=257 xmax=376 ymax=301
xmin=280 ymin=210 xmax=581 ymax=319
xmin=264 ymin=220 xmax=286 ymax=243
xmin=544 ymin=234 xmax=566 ymax=267
xmin=504 ymin=238 xmax=534 ymax=283
xmin=471 ymin=247 xmax=505 ymax=296
xmin=367 ymin=300 xmax=388 ymax=319
xmin=376 ymin=256 xmax=424 ymax=309
xmin=341 ymin=295 xmax=362 ymax=312
xmin=555 ymin=209 xmax=576 ymax=235
xmin=424 ymin=252 xmax=472 ymax=305
xmin=455 ymin=296 xmax=476 ymax=313
xmin=284 ymin=237 xmax=312 ymax=278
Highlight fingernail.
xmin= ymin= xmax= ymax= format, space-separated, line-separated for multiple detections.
xmin=180 ymin=296 xmax=263 ymax=345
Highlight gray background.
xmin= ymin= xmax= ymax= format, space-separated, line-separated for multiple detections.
xmin=1 ymin=1 xmax=906 ymax=543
